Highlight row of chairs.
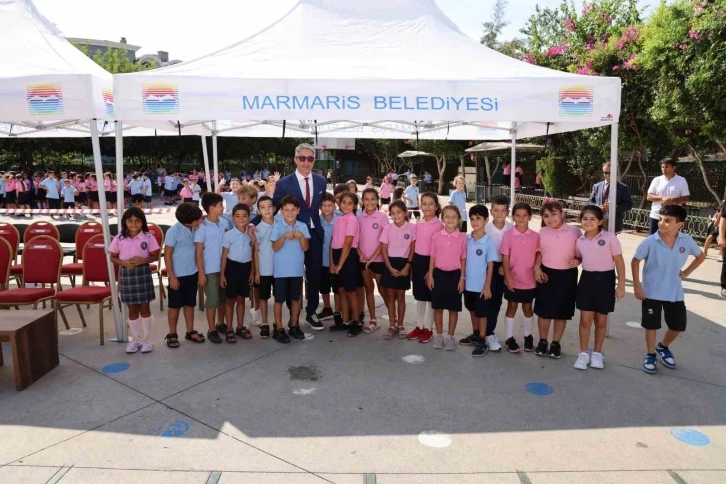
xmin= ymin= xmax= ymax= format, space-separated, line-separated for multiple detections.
xmin=0 ymin=221 xmax=172 ymax=345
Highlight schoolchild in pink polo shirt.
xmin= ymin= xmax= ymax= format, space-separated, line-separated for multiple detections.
xmin=108 ymin=207 xmax=160 ymax=354
xmin=573 ymin=205 xmax=627 ymax=371
xmin=331 ymin=191 xmax=363 ymax=336
xmin=426 ymin=206 xmax=467 ymax=351
xmin=500 ymin=202 xmax=539 ymax=353
xmin=378 ymin=200 xmax=416 ymax=339
xmin=407 ymin=192 xmax=443 ymax=343
xmin=357 ymin=188 xmax=390 ymax=333
xmin=379 ymin=176 xmax=393 ymax=206
xmin=533 ymin=201 xmax=583 ymax=358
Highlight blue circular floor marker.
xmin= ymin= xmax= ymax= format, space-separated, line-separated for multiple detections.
xmin=158 ymin=420 xmax=190 ymax=438
xmin=670 ymin=428 xmax=710 ymax=447
xmin=525 ymin=382 xmax=553 ymax=396
xmin=101 ymin=362 xmax=130 ymax=374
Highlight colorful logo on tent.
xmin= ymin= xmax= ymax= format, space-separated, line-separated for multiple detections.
xmin=142 ymin=83 xmax=179 ymax=114
xmin=559 ymin=86 xmax=593 ymax=117
xmin=102 ymin=89 xmax=115 ymax=117
xmin=27 ymin=83 xmax=64 ymax=115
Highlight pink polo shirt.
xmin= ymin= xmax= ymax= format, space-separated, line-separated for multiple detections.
xmin=181 ymin=187 xmax=193 ymax=198
xmin=379 ymin=221 xmax=416 ymax=258
xmin=357 ymin=210 xmax=389 ymax=262
xmin=500 ymin=227 xmax=539 ymax=290
xmin=331 ymin=212 xmax=360 ymax=249
xmin=87 ymin=180 xmax=97 ymax=191
xmin=431 ymin=229 xmax=467 ymax=271
xmin=6 ymin=179 xmax=15 ymax=192
xmin=380 ymin=183 xmax=393 ymax=198
xmin=414 ymin=216 xmax=444 ymax=256
xmin=576 ymin=230 xmax=622 ymax=272
xmin=104 ymin=179 xmax=111 ymax=190
xmin=108 ymin=232 xmax=160 ymax=261
xmin=538 ymin=223 xmax=581 ymax=269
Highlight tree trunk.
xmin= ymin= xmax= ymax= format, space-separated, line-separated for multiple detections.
xmin=689 ymin=145 xmax=721 ymax=204
xmin=716 ymin=140 xmax=726 ymax=155
xmin=436 ymin=154 xmax=446 ymax=195
xmin=620 ymin=150 xmax=636 ymax=179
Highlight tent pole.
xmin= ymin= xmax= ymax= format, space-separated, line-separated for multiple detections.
xmin=114 ymin=122 xmax=128 ymax=342
xmin=201 ymin=136 xmax=211 ymax=194
xmin=212 ymin=121 xmax=219 ymax=192
xmin=91 ymin=121 xmax=124 ymax=343
xmin=510 ymin=123 xmax=517 ymax=213
xmin=607 ymin=122 xmax=619 ymax=338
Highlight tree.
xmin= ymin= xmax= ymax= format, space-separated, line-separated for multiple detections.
xmin=409 ymin=140 xmax=465 ymax=194
xmin=481 ymin=0 xmax=509 ymax=49
xmin=73 ymin=44 xmax=158 ymax=74
xmin=356 ymin=139 xmax=408 ymax=174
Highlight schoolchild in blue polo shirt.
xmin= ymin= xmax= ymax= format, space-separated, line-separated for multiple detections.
xmin=270 ymin=196 xmax=310 ymax=344
xmin=221 ymin=203 xmax=256 ymax=343
xmin=253 ymin=196 xmax=276 ymax=338
xmin=129 ymin=174 xmax=143 ymax=208
xmin=194 ymin=192 xmax=230 ymax=345
xmin=164 ymin=202 xmax=204 ymax=348
xmin=317 ymin=192 xmax=341 ymax=325
xmin=632 ymin=205 xmax=705 ymax=374
xmin=461 ymin=205 xmax=499 ymax=356
xmin=141 ymin=173 xmax=153 ymax=209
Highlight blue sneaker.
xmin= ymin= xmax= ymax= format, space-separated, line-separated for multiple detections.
xmin=656 ymin=343 xmax=676 ymax=369
xmin=642 ymin=354 xmax=657 ymax=374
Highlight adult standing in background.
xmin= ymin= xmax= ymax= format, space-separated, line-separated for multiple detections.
xmin=646 ymin=160 xmax=690 ymax=235
xmin=588 ymin=162 xmax=632 ymax=233
xmin=251 ymin=143 xmax=327 ymax=329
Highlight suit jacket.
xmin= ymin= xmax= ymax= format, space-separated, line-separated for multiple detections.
xmin=268 ymin=172 xmax=327 ymax=239
xmin=589 ymin=180 xmax=632 ymax=233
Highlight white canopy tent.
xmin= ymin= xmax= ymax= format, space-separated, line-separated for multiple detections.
xmin=0 ymin=0 xmax=126 ymax=341
xmin=113 ymin=0 xmax=622 ymax=209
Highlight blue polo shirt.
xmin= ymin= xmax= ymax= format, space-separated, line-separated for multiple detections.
xmin=194 ymin=217 xmax=230 ymax=274
xmin=633 ymin=231 xmax=702 ymax=302
xmin=321 ymin=213 xmax=339 ymax=268
xmin=141 ymin=178 xmax=152 ymax=196
xmin=165 ymin=222 xmax=198 ymax=277
xmin=41 ymin=178 xmax=59 ymax=199
xmin=465 ymin=233 xmax=499 ymax=292
xmin=222 ymin=227 xmax=253 ymax=263
xmin=404 ymin=185 xmax=419 ymax=208
xmin=61 ymin=186 xmax=76 ymax=203
xmin=271 ymin=220 xmax=310 ymax=278
xmin=449 ymin=190 xmax=468 ymax=221
xmin=164 ymin=177 xmax=177 ymax=191
xmin=255 ymin=220 xmax=275 ymax=276
xmin=129 ymin=180 xmax=142 ymax=195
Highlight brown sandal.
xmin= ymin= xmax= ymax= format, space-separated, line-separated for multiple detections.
xmin=235 ymin=326 xmax=253 ymax=339
xmin=185 ymin=330 xmax=205 ymax=343
xmin=384 ymin=326 xmax=397 ymax=340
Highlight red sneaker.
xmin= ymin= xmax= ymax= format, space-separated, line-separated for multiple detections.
xmin=407 ymin=327 xmax=423 ymax=340
xmin=419 ymin=329 xmax=433 ymax=343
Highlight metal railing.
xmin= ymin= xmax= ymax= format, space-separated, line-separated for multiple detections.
xmin=514 ymin=194 xmax=712 ymax=242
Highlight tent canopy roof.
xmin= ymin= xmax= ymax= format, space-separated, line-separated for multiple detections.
xmin=466 ymin=141 xmax=546 ymax=152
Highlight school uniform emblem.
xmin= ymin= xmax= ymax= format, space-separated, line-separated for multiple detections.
xmin=598 ymin=239 xmax=606 ymax=246
xmin=404 ymin=234 xmax=410 ymax=240
xmin=373 ymin=223 xmax=379 ymax=229
xmin=679 ymin=247 xmax=685 ymax=253
xmin=476 ymin=249 xmax=483 ymax=256
xmin=141 ymin=241 xmax=148 ymax=250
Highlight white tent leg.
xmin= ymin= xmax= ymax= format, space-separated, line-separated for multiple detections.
xmin=201 ymin=136 xmax=211 ymax=194
xmin=510 ymin=124 xmax=517 ymax=213
xmin=113 ymin=122 xmax=128 ymax=342
xmin=212 ymin=121 xmax=219 ymax=192
xmin=607 ymin=122 xmax=619 ymax=338
xmin=91 ymin=121 xmax=124 ymax=343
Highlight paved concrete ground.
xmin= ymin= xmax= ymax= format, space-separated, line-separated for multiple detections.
xmin=0 ymin=194 xmax=725 ymax=484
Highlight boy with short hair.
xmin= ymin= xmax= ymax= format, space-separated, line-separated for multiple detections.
xmin=195 ymin=192 xmax=230 ymax=344
xmin=237 ymin=184 xmax=259 ymax=218
xmin=318 ymin=192 xmax=342 ymax=325
xmin=164 ymin=202 xmax=204 ymax=348
xmin=253 ymin=195 xmax=276 ymax=338
xmin=403 ymin=174 xmax=420 ymax=220
xmin=632 ymin=204 xmax=705 ymax=374
xmin=270 ymin=196 xmax=310 ymax=344
xmin=129 ymin=174 xmax=143 ymax=208
xmin=461 ymin=205 xmax=499 ymax=356
xmin=60 ymin=179 xmax=78 ymax=221
xmin=141 ymin=172 xmax=153 ymax=209
xmin=39 ymin=170 xmax=61 ymax=218
xmin=483 ymin=195 xmax=513 ymax=351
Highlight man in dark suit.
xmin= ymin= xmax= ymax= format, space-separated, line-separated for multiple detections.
xmin=252 ymin=143 xmax=327 ymax=330
xmin=589 ymin=162 xmax=633 ymax=233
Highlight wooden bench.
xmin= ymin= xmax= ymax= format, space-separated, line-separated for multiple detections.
xmin=0 ymin=310 xmax=59 ymax=391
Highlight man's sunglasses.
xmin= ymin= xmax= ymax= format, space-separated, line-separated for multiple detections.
xmin=296 ymin=156 xmax=315 ymax=163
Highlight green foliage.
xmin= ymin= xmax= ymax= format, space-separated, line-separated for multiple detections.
xmin=537 ymin=154 xmax=574 ymax=197
xmin=73 ymin=43 xmax=157 ymax=74
xmin=481 ymin=0 xmax=510 ymax=48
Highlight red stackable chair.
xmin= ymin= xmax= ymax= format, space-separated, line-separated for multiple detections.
xmin=0 ymin=238 xmax=12 ymax=291
xmin=61 ymin=222 xmax=104 ymax=287
xmin=0 ymin=223 xmax=20 ymax=264
xmin=147 ymin=223 xmax=166 ymax=311
xmin=11 ymin=221 xmax=61 ymax=280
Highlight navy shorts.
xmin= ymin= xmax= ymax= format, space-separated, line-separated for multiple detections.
xmin=274 ymin=277 xmax=303 ymax=304
xmin=168 ymin=273 xmax=198 ymax=309
xmin=464 ymin=290 xmax=489 ymax=318
xmin=256 ymin=275 xmax=274 ymax=300
xmin=641 ymin=299 xmax=687 ymax=332
xmin=224 ymin=260 xmax=252 ymax=299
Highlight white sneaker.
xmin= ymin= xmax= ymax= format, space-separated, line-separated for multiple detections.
xmin=590 ymin=352 xmax=604 ymax=369
xmin=125 ymin=340 xmax=141 ymax=353
xmin=444 ymin=335 xmax=457 ymax=351
xmin=432 ymin=334 xmax=444 ymax=349
xmin=249 ymin=308 xmax=260 ymax=326
xmin=140 ymin=339 xmax=154 ymax=353
xmin=574 ymin=352 xmax=590 ymax=370
xmin=718 ymin=256 xmax=724 ymax=262
xmin=485 ymin=334 xmax=502 ymax=352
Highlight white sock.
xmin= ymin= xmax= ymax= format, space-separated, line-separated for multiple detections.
xmin=141 ymin=317 xmax=153 ymax=339
xmin=523 ymin=317 xmax=533 ymax=337
xmin=423 ymin=302 xmax=434 ymax=330
xmin=128 ymin=318 xmax=141 ymax=341
xmin=416 ymin=300 xmax=426 ymax=327
xmin=505 ymin=317 xmax=515 ymax=340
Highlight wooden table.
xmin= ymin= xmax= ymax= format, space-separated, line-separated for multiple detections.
xmin=0 ymin=310 xmax=58 ymax=391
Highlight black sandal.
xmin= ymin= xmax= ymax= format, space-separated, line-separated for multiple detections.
xmin=207 ymin=330 xmax=223 ymax=344
xmin=165 ymin=333 xmax=180 ymax=348
xmin=235 ymin=326 xmax=253 ymax=340
xmin=185 ymin=330 xmax=205 ymax=343
xmin=226 ymin=331 xmax=237 ymax=343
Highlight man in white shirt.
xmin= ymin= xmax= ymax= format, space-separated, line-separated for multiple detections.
xmin=647 ymin=160 xmax=690 ymax=235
